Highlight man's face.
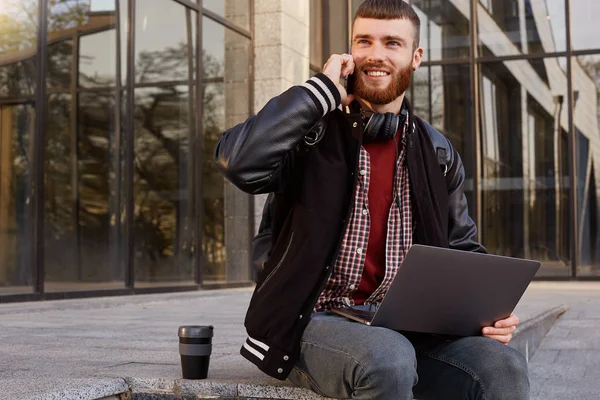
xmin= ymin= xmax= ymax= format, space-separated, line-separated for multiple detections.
xmin=351 ymin=18 xmax=423 ymax=105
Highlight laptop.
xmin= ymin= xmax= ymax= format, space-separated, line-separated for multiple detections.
xmin=331 ymin=244 xmax=540 ymax=337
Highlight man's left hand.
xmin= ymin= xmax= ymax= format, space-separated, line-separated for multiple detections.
xmin=482 ymin=313 xmax=519 ymax=344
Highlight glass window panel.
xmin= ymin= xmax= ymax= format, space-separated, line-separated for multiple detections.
xmin=44 ymin=90 xmax=125 ymax=292
xmin=136 ymin=0 xmax=196 ymax=84
xmin=44 ymin=0 xmax=125 ymax=292
xmin=0 ymin=104 xmax=34 ymax=294
xmin=412 ymin=0 xmax=470 ymax=61
xmin=0 ymin=1 xmax=38 ymax=99
xmin=79 ymin=30 xmax=117 ymax=88
xmin=479 ymin=58 xmax=571 ymax=277
xmin=47 ymin=39 xmax=73 ymax=91
xmin=202 ymin=81 xmax=225 ymax=282
xmin=202 ymin=18 xmax=225 ymax=282
xmin=570 ymin=1 xmax=600 ymax=51
xmin=203 ymin=17 xmax=224 ymax=80
xmin=133 ymin=85 xmax=194 ymax=287
xmin=0 ymin=1 xmax=37 ymax=294
xmin=309 ymin=0 xmax=324 ymax=73
xmin=410 ymin=63 xmax=475 ymax=208
xmin=478 ymin=0 xmax=566 ymax=57
xmin=47 ymin=0 xmax=123 ymax=91
xmin=574 ymin=55 xmax=600 ymax=275
xmin=44 ymin=93 xmax=79 ymax=287
xmin=77 ymin=92 xmax=124 ymax=288
xmin=203 ymin=0 xmax=250 ymax=31
xmin=91 ymin=0 xmax=116 ymax=12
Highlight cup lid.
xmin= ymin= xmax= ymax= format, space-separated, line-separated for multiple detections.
xmin=178 ymin=325 xmax=214 ymax=338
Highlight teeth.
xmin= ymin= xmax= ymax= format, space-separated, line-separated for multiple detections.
xmin=367 ymin=71 xmax=388 ymax=77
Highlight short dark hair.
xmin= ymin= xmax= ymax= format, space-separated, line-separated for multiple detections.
xmin=353 ymin=0 xmax=421 ymax=50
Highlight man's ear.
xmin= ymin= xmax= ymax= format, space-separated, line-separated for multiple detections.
xmin=412 ymin=47 xmax=424 ymax=70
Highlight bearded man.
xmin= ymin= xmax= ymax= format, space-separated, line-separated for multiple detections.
xmin=214 ymin=1 xmax=529 ymax=398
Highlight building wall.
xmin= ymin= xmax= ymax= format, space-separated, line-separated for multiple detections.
xmin=252 ymin=1 xmax=311 ymax=233
xmin=1 ymin=0 xmax=599 ymax=301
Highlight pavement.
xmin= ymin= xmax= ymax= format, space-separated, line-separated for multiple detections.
xmin=0 ymin=282 xmax=599 ymax=400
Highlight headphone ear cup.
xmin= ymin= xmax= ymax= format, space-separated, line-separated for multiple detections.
xmin=381 ymin=113 xmax=393 ymax=140
xmin=381 ymin=113 xmax=399 ymax=141
xmin=364 ymin=114 xmax=385 ymax=141
xmin=362 ymin=112 xmax=400 ymax=141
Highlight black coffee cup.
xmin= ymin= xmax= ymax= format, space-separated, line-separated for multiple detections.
xmin=178 ymin=325 xmax=213 ymax=379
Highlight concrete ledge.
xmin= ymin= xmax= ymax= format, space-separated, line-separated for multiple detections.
xmin=509 ymin=305 xmax=569 ymax=362
xmin=125 ymin=377 xmax=331 ymax=400
xmin=119 ymin=307 xmax=569 ymax=400
xmin=0 ymin=285 xmax=576 ymax=400
xmin=27 ymin=379 xmax=128 ymax=400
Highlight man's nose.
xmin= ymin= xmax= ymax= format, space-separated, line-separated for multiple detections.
xmin=367 ymin=43 xmax=385 ymax=63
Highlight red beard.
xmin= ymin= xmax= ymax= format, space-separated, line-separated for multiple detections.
xmin=354 ymin=62 xmax=413 ymax=105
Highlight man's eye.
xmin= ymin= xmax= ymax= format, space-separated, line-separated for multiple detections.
xmin=358 ymin=40 xmax=369 ymax=44
xmin=388 ymin=41 xmax=400 ymax=47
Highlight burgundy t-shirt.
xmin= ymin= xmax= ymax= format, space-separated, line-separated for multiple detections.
xmin=352 ymin=131 xmax=401 ymax=305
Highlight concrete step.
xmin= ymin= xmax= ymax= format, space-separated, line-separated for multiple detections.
xmin=116 ymin=306 xmax=568 ymax=400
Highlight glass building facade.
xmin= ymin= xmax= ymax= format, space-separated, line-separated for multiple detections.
xmin=0 ymin=0 xmax=252 ymax=301
xmin=1 ymin=0 xmax=598 ymax=302
xmin=311 ymin=0 xmax=600 ymax=279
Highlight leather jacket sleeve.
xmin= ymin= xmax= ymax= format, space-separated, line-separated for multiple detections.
xmin=444 ymin=139 xmax=487 ymax=253
xmin=214 ymin=73 xmax=341 ymax=194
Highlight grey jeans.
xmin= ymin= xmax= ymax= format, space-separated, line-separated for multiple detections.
xmin=287 ymin=309 xmax=529 ymax=400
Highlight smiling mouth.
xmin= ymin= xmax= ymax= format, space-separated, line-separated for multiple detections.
xmin=364 ymin=70 xmax=390 ymax=77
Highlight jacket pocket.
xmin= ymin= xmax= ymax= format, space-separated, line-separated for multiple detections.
xmin=257 ymin=231 xmax=295 ymax=294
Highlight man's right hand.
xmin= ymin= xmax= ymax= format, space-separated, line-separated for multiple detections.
xmin=323 ymin=54 xmax=355 ymax=106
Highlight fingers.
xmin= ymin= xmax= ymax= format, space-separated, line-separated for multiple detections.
xmin=484 ymin=333 xmax=513 ymax=344
xmin=323 ymin=54 xmax=355 ymax=80
xmin=483 ymin=314 xmax=519 ymax=345
xmin=494 ymin=313 xmax=519 ymax=328
xmin=482 ymin=326 xmax=516 ymax=336
xmin=340 ymin=54 xmax=355 ymax=77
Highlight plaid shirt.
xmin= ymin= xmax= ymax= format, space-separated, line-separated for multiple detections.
xmin=315 ymin=119 xmax=413 ymax=312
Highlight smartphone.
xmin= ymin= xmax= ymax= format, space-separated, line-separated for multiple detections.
xmin=345 ymin=72 xmax=355 ymax=95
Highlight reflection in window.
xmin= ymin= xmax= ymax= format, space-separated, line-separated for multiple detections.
xmin=478 ymin=0 xmax=566 ymax=56
xmin=202 ymin=82 xmax=225 ymax=281
xmin=480 ymin=61 xmax=571 ymax=275
xmin=44 ymin=0 xmax=125 ymax=291
xmin=47 ymin=40 xmax=73 ymax=90
xmin=576 ymin=55 xmax=600 ymax=273
xmin=79 ymin=30 xmax=117 ymax=88
xmin=201 ymin=17 xmax=226 ymax=281
xmin=410 ymin=64 xmax=473 ymax=175
xmin=480 ymin=0 xmax=493 ymax=12
xmin=78 ymin=92 xmax=122 ymax=284
xmin=412 ymin=0 xmax=470 ymax=60
xmin=91 ymin=0 xmax=116 ymax=12
xmin=203 ymin=18 xmax=224 ymax=80
xmin=134 ymin=86 xmax=194 ymax=285
xmin=135 ymin=0 xmax=196 ymax=84
xmin=0 ymin=104 xmax=34 ymax=293
xmin=45 ymin=93 xmax=78 ymax=284
xmin=132 ymin=0 xmax=197 ymax=287
xmin=570 ymin=0 xmax=600 ymax=51
xmin=482 ymin=76 xmax=499 ymax=163
xmin=0 ymin=60 xmax=36 ymax=98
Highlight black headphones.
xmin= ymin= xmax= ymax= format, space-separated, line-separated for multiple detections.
xmin=358 ymin=104 xmax=409 ymax=142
